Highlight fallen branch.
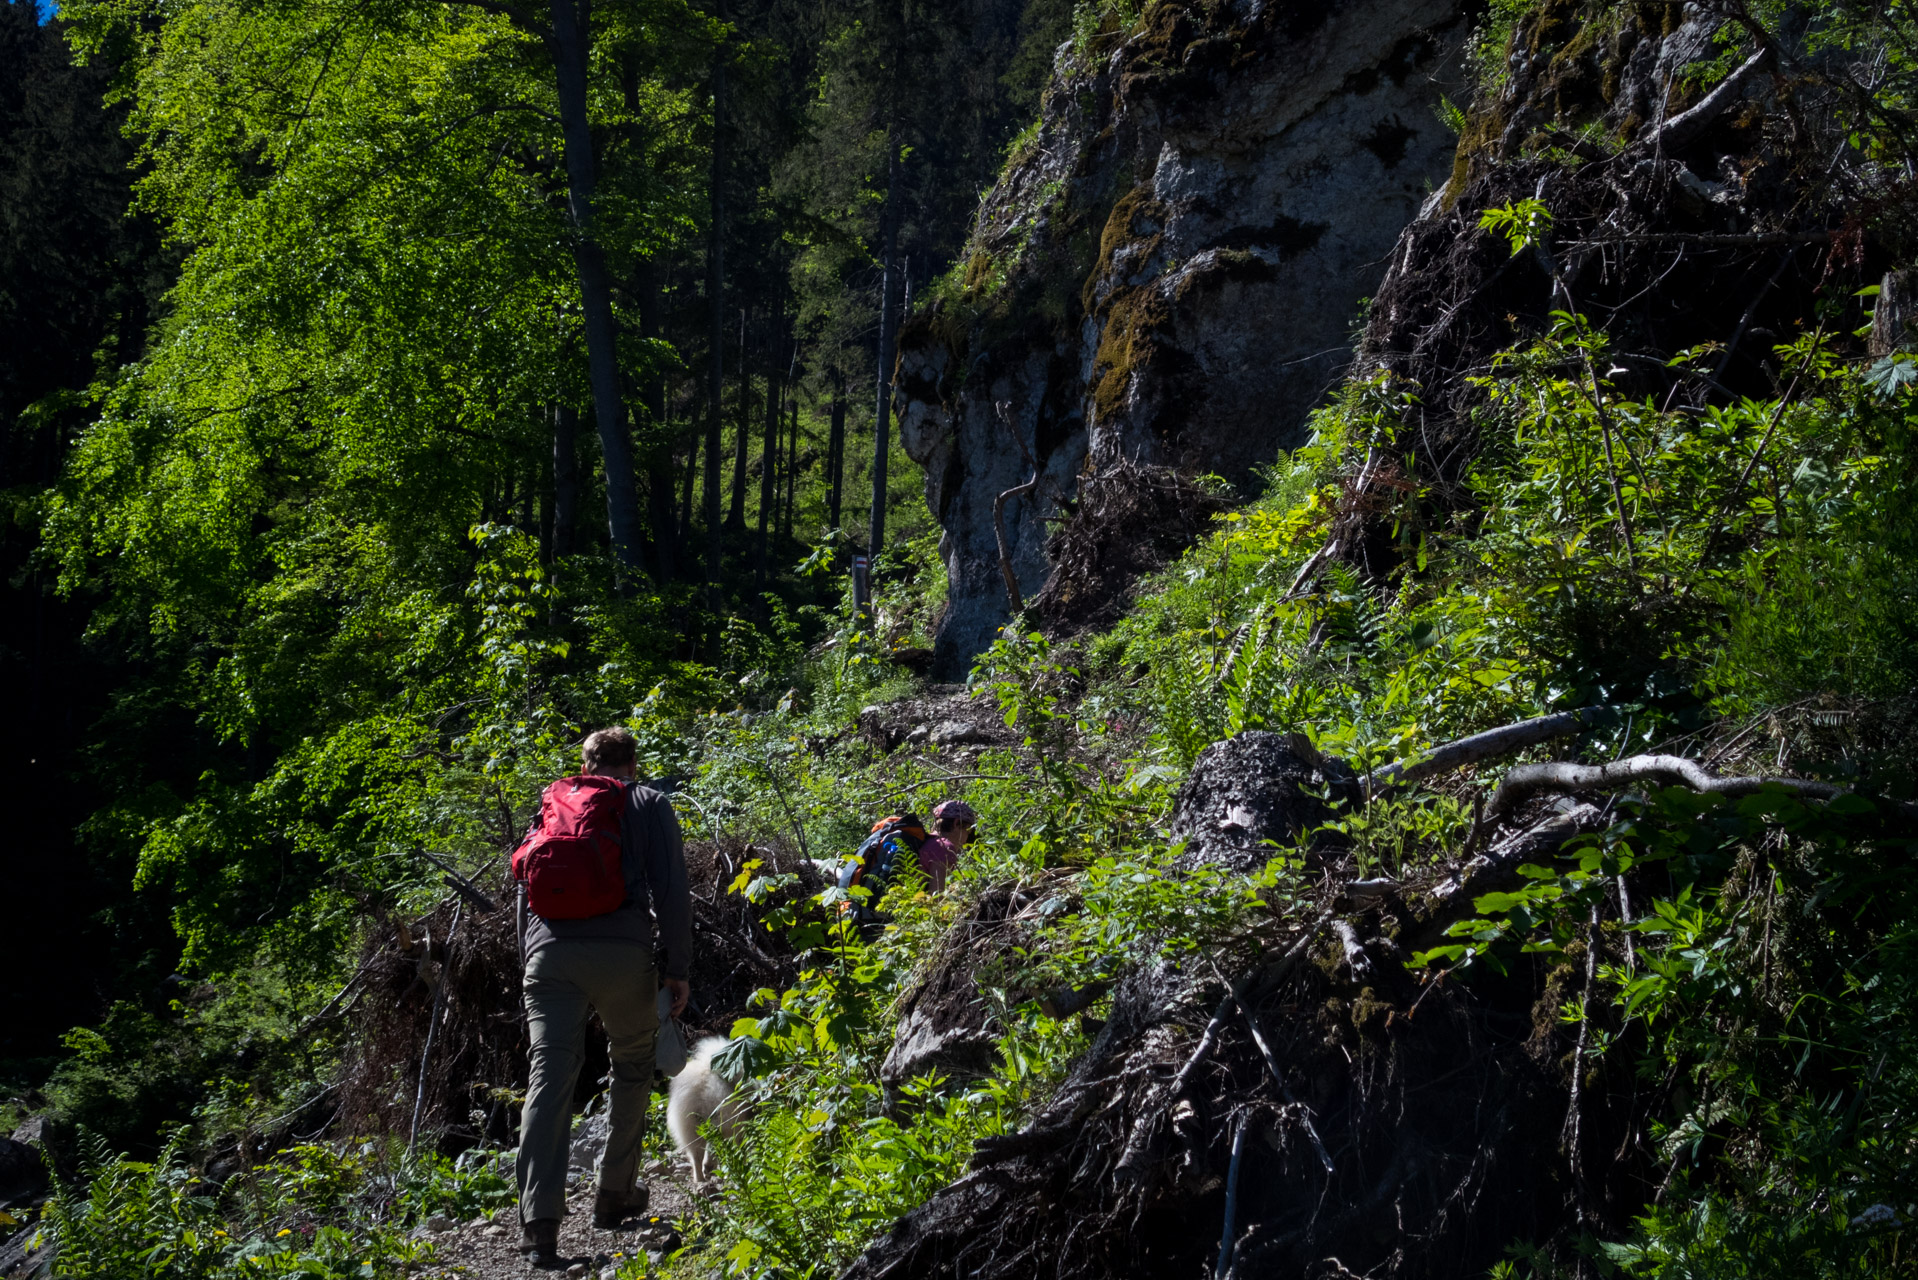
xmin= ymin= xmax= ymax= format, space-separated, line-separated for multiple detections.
xmin=1331 ymin=919 xmax=1372 ymax=982
xmin=993 ymin=471 xmax=1041 ymax=613
xmin=1646 ymin=46 xmax=1774 ymax=153
xmin=1370 ymin=707 xmax=1611 ymax=793
xmin=414 ymin=848 xmax=500 ymax=914
xmin=1215 ymin=1113 xmax=1249 ymax=1279
xmin=1483 ymin=754 xmax=1909 ymax=823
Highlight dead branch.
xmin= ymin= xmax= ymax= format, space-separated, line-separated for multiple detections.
xmin=1215 ymin=1113 xmax=1250 ymax=1278
xmin=288 ymin=956 xmax=379 ymax=1040
xmin=1371 ymin=707 xmax=1609 ymax=792
xmin=415 ymin=848 xmax=500 ymax=914
xmin=408 ymin=900 xmax=464 ymax=1150
xmin=1168 ymin=991 xmax=1237 ymax=1098
xmin=1331 ymin=920 xmax=1372 ymax=982
xmin=1558 ymin=231 xmax=1828 ymax=247
xmin=1482 ymin=753 xmax=1898 ymax=822
xmin=1343 ymin=877 xmax=1400 ymax=902
xmin=1564 ymin=901 xmax=1602 ymax=1232
xmin=1402 ymin=804 xmax=1609 ymax=955
xmin=994 ymin=471 xmax=1041 ymax=613
xmin=1646 ymin=47 xmax=1775 ymax=153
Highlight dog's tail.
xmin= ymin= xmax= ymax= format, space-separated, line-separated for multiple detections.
xmin=673 ymin=1036 xmax=734 ymax=1090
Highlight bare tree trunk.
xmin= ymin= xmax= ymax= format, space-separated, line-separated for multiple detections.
xmin=755 ymin=366 xmax=778 ymax=590
xmin=637 ymin=260 xmax=675 ymax=583
xmin=552 ymin=403 xmax=579 ymax=557
xmin=728 ymin=307 xmax=751 ymax=530
xmin=869 ymin=134 xmax=900 ymax=557
xmin=547 ymin=0 xmax=642 ymax=576
xmin=783 ymin=388 xmax=797 ymax=538
xmin=538 ymin=417 xmax=555 ymax=564
xmin=704 ymin=50 xmax=726 ymax=604
xmin=828 ymin=377 xmax=845 ymax=532
xmin=678 ymin=422 xmax=697 ymax=564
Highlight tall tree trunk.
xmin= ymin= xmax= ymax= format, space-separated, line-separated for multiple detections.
xmin=704 ymin=51 xmax=726 ymax=603
xmin=783 ymin=388 xmax=797 ymax=538
xmin=781 ymin=337 xmax=798 ymax=540
xmin=828 ymin=377 xmax=845 ymax=533
xmin=728 ymin=307 xmax=751 ymax=530
xmin=869 ymin=134 xmax=900 ymax=558
xmin=548 ymin=0 xmax=643 ymax=576
xmin=637 ymin=261 xmax=676 ymax=583
xmin=553 ymin=403 xmax=580 ymax=557
xmin=756 ymin=365 xmax=778 ymax=589
xmin=539 ymin=417 xmax=556 ymax=564
xmin=679 ymin=422 xmax=698 ymax=563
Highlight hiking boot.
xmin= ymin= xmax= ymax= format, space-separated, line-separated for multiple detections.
xmin=591 ymin=1183 xmax=650 ymax=1230
xmin=518 ymin=1218 xmax=560 ymax=1264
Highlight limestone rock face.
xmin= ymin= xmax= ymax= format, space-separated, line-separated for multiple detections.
xmin=896 ymin=0 xmax=1468 ymax=677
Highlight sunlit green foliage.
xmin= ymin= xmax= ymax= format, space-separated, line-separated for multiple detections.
xmin=42 ymin=1133 xmax=507 ymax=1279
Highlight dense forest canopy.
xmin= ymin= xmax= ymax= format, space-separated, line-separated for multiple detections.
xmin=1 ymin=0 xmax=1063 ymax=1064
xmin=5 ymin=0 xmax=1918 ymax=1277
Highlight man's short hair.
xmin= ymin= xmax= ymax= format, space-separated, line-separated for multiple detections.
xmin=581 ymin=727 xmax=638 ymax=775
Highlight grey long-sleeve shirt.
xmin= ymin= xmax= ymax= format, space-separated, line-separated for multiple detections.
xmin=522 ymin=782 xmax=694 ymax=979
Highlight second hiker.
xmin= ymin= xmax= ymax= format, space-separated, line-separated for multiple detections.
xmin=916 ymin=800 xmax=977 ymax=894
xmin=513 ymin=727 xmax=693 ymax=1265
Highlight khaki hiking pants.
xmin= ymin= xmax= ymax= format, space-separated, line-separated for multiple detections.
xmin=516 ymin=939 xmax=659 ymax=1223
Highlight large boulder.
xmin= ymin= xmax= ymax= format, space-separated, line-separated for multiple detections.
xmin=895 ymin=0 xmax=1470 ymax=677
xmin=1168 ymin=730 xmax=1359 ymax=871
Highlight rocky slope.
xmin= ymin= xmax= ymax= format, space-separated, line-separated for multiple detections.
xmin=897 ymin=0 xmax=1472 ymax=676
xmin=844 ymin=3 xmax=1877 ymax=1276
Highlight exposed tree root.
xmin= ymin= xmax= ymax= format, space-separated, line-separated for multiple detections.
xmin=846 ymin=935 xmax=1600 ymax=1280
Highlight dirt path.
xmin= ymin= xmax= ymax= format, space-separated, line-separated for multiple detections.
xmin=414 ymin=1159 xmax=697 ymax=1280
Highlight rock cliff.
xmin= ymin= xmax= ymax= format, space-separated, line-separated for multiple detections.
xmin=897 ymin=0 xmax=1471 ymax=677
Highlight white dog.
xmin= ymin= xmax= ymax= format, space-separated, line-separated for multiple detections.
xmin=667 ymin=1036 xmax=742 ymax=1190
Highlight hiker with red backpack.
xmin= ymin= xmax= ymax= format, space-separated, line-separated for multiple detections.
xmin=512 ymin=727 xmax=693 ymax=1265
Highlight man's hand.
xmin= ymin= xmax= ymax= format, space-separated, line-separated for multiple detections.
xmin=662 ymin=977 xmax=690 ymax=1019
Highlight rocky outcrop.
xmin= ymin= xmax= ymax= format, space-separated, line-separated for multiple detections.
xmin=897 ymin=0 xmax=1470 ymax=677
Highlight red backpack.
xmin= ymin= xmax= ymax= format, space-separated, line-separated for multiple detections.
xmin=512 ymin=776 xmax=630 ymax=920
